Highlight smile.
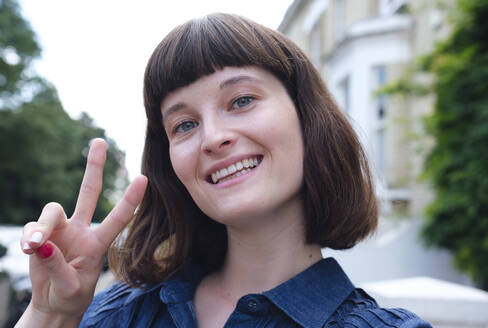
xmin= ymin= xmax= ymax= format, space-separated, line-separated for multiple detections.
xmin=209 ymin=156 xmax=262 ymax=184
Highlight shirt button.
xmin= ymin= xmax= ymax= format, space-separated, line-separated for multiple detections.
xmin=248 ymin=300 xmax=258 ymax=310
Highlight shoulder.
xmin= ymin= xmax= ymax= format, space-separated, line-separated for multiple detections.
xmin=326 ymin=289 xmax=432 ymax=328
xmin=79 ymin=281 xmax=164 ymax=328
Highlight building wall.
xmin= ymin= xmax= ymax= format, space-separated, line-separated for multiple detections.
xmin=279 ymin=0 xmax=454 ymax=218
xmin=280 ymin=2 xmax=310 ymax=53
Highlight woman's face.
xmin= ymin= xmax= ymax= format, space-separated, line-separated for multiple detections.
xmin=161 ymin=66 xmax=304 ymax=227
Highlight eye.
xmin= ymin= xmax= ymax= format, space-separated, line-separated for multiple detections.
xmin=231 ymin=96 xmax=254 ymax=110
xmin=174 ymin=120 xmax=198 ymax=134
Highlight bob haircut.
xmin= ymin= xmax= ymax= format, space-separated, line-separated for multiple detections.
xmin=110 ymin=13 xmax=378 ymax=287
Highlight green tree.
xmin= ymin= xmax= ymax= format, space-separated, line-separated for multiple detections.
xmin=420 ymin=0 xmax=488 ymax=289
xmin=0 ymin=0 xmax=128 ymax=224
xmin=0 ymin=0 xmax=40 ymax=105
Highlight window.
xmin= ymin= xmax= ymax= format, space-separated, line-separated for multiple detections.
xmin=373 ymin=65 xmax=387 ymax=178
xmin=337 ymin=75 xmax=350 ymax=115
xmin=377 ymin=65 xmax=387 ymax=120
xmin=376 ymin=126 xmax=386 ymax=176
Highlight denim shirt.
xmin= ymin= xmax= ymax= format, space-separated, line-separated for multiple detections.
xmin=79 ymin=258 xmax=431 ymax=327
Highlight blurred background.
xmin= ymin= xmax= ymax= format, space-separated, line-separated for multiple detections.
xmin=1 ymin=0 xmax=487 ymax=327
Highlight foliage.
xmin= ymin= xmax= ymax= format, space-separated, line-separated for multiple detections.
xmin=375 ymin=74 xmax=431 ymax=98
xmin=0 ymin=0 xmax=40 ymax=97
xmin=0 ymin=0 xmax=128 ymax=224
xmin=386 ymin=0 xmax=488 ymax=289
xmin=378 ymin=0 xmax=488 ymax=289
xmin=421 ymin=0 xmax=488 ymax=289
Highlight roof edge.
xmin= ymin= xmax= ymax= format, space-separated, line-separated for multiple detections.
xmin=278 ymin=0 xmax=306 ymax=33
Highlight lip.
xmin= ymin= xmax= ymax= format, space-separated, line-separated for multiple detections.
xmin=204 ymin=153 xmax=263 ymax=182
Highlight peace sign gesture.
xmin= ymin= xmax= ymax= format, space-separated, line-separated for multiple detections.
xmin=16 ymin=138 xmax=147 ymax=327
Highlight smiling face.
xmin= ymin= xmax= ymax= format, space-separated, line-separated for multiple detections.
xmin=161 ymin=66 xmax=304 ymax=228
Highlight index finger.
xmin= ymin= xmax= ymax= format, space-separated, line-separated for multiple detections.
xmin=72 ymin=138 xmax=106 ymax=224
xmin=94 ymin=175 xmax=148 ymax=249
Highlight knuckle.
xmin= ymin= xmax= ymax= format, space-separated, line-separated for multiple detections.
xmin=80 ymin=181 xmax=101 ymax=195
xmin=43 ymin=202 xmax=63 ymax=212
xmin=87 ymin=157 xmax=105 ymax=167
xmin=23 ymin=221 xmax=37 ymax=231
xmin=42 ymin=202 xmax=66 ymax=220
xmin=123 ymin=194 xmax=138 ymax=209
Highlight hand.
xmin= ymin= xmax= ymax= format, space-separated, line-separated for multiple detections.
xmin=18 ymin=138 xmax=147 ymax=322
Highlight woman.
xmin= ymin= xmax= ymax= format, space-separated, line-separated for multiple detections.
xmin=16 ymin=13 xmax=431 ymax=328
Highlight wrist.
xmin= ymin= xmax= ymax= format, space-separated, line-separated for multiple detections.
xmin=15 ymin=302 xmax=83 ymax=328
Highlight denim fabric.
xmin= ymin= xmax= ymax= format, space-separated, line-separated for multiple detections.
xmin=79 ymin=258 xmax=432 ymax=327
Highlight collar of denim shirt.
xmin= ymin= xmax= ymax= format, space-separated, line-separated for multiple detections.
xmin=159 ymin=257 xmax=355 ymax=327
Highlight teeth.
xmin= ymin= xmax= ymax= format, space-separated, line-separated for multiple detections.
xmin=219 ymin=168 xmax=251 ymax=183
xmin=210 ymin=157 xmax=260 ymax=184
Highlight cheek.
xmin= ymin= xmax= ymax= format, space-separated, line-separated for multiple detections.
xmin=169 ymin=145 xmax=196 ymax=186
xmin=276 ymin=111 xmax=305 ymax=175
xmin=271 ymin=110 xmax=304 ymax=152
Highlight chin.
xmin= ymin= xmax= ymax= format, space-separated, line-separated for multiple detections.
xmin=204 ymin=206 xmax=259 ymax=226
xmin=203 ymin=197 xmax=300 ymax=229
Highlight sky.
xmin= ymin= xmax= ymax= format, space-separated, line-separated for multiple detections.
xmin=19 ymin=0 xmax=294 ymax=180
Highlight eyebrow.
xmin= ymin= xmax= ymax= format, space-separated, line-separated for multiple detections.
xmin=162 ymin=103 xmax=186 ymax=122
xmin=162 ymin=75 xmax=259 ymax=122
xmin=218 ymin=75 xmax=258 ymax=89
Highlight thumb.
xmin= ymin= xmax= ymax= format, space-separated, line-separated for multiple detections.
xmin=31 ymin=242 xmax=80 ymax=299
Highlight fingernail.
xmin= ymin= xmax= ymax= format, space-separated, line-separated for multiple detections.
xmin=37 ymin=243 xmax=54 ymax=259
xmin=30 ymin=232 xmax=43 ymax=243
xmin=23 ymin=242 xmax=31 ymax=251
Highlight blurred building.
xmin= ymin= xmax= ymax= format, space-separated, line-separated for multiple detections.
xmin=279 ymin=0 xmax=452 ymax=218
xmin=279 ymin=1 xmax=488 ymax=326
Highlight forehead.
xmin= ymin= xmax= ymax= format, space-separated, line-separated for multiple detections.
xmin=160 ymin=66 xmax=278 ymax=116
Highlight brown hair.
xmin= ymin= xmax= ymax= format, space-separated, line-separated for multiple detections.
xmin=110 ymin=13 xmax=377 ymax=287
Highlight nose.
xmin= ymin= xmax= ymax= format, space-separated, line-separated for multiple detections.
xmin=201 ymin=116 xmax=235 ymax=155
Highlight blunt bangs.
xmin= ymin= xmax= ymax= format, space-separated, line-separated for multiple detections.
xmin=143 ymin=13 xmax=296 ymax=130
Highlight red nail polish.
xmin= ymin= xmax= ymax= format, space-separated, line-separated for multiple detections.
xmin=37 ymin=242 xmax=54 ymax=259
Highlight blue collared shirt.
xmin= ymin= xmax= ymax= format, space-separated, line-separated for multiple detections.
xmin=79 ymin=258 xmax=431 ymax=327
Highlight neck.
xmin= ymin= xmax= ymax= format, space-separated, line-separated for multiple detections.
xmin=212 ymin=202 xmax=322 ymax=300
